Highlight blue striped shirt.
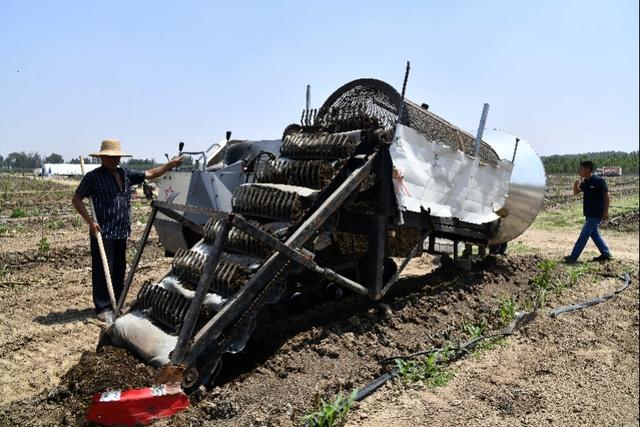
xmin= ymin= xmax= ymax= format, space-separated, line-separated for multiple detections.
xmin=75 ymin=166 xmax=145 ymax=239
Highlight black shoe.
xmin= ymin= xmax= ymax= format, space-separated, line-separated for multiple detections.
xmin=592 ymin=254 xmax=612 ymax=262
xmin=563 ymin=255 xmax=578 ymax=264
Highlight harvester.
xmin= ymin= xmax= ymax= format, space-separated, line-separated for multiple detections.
xmin=100 ymin=73 xmax=546 ymax=394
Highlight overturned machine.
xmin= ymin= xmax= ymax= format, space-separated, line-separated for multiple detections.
xmin=103 ymin=76 xmax=546 ymax=389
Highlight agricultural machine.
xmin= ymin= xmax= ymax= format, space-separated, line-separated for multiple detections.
xmin=101 ymin=74 xmax=546 ymax=391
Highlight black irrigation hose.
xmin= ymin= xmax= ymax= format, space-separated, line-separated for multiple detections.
xmin=354 ymin=272 xmax=631 ymax=403
xmin=550 ymin=273 xmax=631 ymax=317
xmin=355 ymin=310 xmax=536 ymax=402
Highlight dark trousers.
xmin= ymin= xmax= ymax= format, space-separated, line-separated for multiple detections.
xmin=90 ymin=236 xmax=126 ymax=313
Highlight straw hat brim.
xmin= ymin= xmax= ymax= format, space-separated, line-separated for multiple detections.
xmin=89 ymin=151 xmax=132 ymax=157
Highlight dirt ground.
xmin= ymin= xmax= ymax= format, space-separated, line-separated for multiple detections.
xmin=0 ymin=174 xmax=638 ymax=426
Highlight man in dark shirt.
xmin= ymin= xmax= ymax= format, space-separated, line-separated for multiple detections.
xmin=72 ymin=139 xmax=182 ymax=320
xmin=564 ymin=160 xmax=612 ymax=263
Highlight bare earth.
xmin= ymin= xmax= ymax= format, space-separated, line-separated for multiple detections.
xmin=0 ymin=176 xmax=638 ymax=426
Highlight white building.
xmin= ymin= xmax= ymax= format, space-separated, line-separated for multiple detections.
xmin=41 ymin=163 xmax=100 ymax=176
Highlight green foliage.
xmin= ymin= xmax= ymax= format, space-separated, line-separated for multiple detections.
xmin=499 ymin=297 xmax=518 ymax=324
xmin=46 ymin=220 xmax=65 ymax=230
xmin=38 ymin=236 xmax=50 ymax=254
xmin=395 ymin=353 xmax=454 ymax=387
xmin=44 ymin=153 xmax=64 ymax=163
xmin=0 ymin=223 xmax=7 ymax=234
xmin=462 ymin=320 xmax=486 ymax=339
xmin=542 ymin=151 xmax=639 ymax=175
xmin=10 ymin=207 xmax=27 ymax=218
xmin=0 ymin=264 xmax=7 ymax=279
xmin=125 ymin=158 xmax=157 ymax=171
xmin=71 ymin=216 xmax=83 ymax=229
xmin=300 ymin=389 xmax=358 ymax=427
xmin=531 ymin=260 xmax=559 ymax=307
xmin=535 ymin=194 xmax=640 ymax=231
xmin=1 ymin=151 xmax=42 ymax=170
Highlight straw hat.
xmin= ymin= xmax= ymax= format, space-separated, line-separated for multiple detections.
xmin=90 ymin=139 xmax=132 ymax=157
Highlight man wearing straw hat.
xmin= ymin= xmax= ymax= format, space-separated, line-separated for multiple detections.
xmin=72 ymin=139 xmax=182 ymax=321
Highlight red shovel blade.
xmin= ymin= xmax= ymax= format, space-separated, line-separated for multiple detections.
xmin=86 ymin=384 xmax=189 ymax=426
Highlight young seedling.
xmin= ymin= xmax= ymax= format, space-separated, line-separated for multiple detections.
xmin=300 ymin=389 xmax=358 ymax=427
xmin=499 ymin=296 xmax=518 ymax=324
xmin=10 ymin=207 xmax=27 ymax=218
xmin=394 ymin=353 xmax=454 ymax=388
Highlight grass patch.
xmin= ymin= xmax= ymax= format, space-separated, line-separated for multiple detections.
xmin=38 ymin=236 xmax=51 ymax=255
xmin=71 ymin=216 xmax=83 ymax=229
xmin=300 ymin=389 xmax=358 ymax=427
xmin=0 ymin=264 xmax=7 ymax=279
xmin=0 ymin=223 xmax=8 ymax=234
xmin=10 ymin=207 xmax=27 ymax=218
xmin=46 ymin=220 xmax=65 ymax=231
xmin=507 ymin=241 xmax=541 ymax=254
xmin=534 ymin=194 xmax=639 ymax=231
xmin=395 ymin=352 xmax=454 ymax=388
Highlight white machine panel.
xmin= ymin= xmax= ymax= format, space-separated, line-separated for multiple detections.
xmin=390 ymin=124 xmax=513 ymax=225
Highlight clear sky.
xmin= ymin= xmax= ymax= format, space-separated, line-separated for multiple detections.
xmin=0 ymin=0 xmax=638 ymax=161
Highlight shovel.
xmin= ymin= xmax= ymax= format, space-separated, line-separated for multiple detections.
xmin=80 ymin=157 xmax=116 ymax=322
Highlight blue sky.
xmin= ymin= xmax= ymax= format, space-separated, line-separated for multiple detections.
xmin=0 ymin=0 xmax=638 ymax=161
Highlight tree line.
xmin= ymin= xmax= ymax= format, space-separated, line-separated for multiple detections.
xmin=542 ymin=151 xmax=638 ymax=175
xmin=0 ymin=151 xmax=192 ymax=172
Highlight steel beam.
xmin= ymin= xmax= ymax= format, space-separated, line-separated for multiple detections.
xmin=185 ymin=153 xmax=377 ymax=366
xmin=114 ymin=205 xmax=158 ymax=318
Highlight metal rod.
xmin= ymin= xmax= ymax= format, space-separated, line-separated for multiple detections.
xmin=154 ymin=202 xmax=205 ymax=236
xmin=171 ymin=218 xmax=231 ymax=364
xmin=380 ymin=229 xmax=431 ymax=298
xmin=231 ymin=215 xmax=368 ymax=295
xmin=114 ymin=205 xmax=158 ymax=318
xmin=186 ymin=153 xmax=377 ymax=365
xmin=511 ymin=137 xmax=520 ymax=163
xmin=306 ymin=84 xmax=311 ymax=111
xmin=473 ymin=103 xmax=490 ymax=157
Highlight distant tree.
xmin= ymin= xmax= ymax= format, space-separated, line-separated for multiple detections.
xmin=182 ymin=155 xmax=193 ymax=166
xmin=44 ymin=153 xmax=64 ymax=163
xmin=125 ymin=158 xmax=156 ymax=171
xmin=542 ymin=151 xmax=639 ymax=175
xmin=4 ymin=151 xmax=42 ymax=170
xmin=0 ymin=154 xmax=4 ymax=167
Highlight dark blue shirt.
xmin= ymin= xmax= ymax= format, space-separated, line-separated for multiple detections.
xmin=579 ymin=175 xmax=608 ymax=218
xmin=75 ymin=166 xmax=145 ymax=239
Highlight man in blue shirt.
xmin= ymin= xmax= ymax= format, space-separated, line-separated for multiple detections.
xmin=72 ymin=139 xmax=182 ymax=320
xmin=564 ymin=160 xmax=612 ymax=264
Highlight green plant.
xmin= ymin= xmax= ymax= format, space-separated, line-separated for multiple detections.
xmin=46 ymin=220 xmax=65 ymax=230
xmin=462 ymin=320 xmax=486 ymax=339
xmin=394 ymin=353 xmax=454 ymax=387
xmin=300 ymin=389 xmax=358 ymax=427
xmin=0 ymin=264 xmax=7 ymax=279
xmin=0 ymin=223 xmax=8 ymax=234
xmin=532 ymin=260 xmax=557 ymax=290
xmin=38 ymin=236 xmax=50 ymax=254
xmin=499 ymin=297 xmax=518 ymax=324
xmin=71 ymin=216 xmax=83 ymax=229
xmin=10 ymin=207 xmax=27 ymax=218
xmin=567 ymin=264 xmax=591 ymax=287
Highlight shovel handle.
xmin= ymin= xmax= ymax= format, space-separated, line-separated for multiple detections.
xmin=80 ymin=157 xmax=117 ymax=311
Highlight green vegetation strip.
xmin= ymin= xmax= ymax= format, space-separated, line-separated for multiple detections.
xmin=534 ymin=194 xmax=639 ymax=230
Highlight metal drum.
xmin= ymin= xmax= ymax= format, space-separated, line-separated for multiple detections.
xmin=483 ymin=129 xmax=547 ymax=244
